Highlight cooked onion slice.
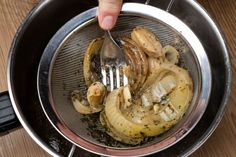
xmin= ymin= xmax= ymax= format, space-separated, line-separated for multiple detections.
xmin=71 ymin=82 xmax=106 ymax=114
xmin=83 ymin=38 xmax=104 ymax=86
xmin=162 ymin=45 xmax=180 ymax=65
xmin=71 ymin=90 xmax=101 ymax=114
xmin=87 ymin=82 xmax=106 ymax=110
xmin=131 ymin=26 xmax=163 ymax=57
xmin=120 ymin=37 xmax=148 ymax=91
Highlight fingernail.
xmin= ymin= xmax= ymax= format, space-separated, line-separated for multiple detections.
xmin=101 ymin=16 xmax=114 ymax=30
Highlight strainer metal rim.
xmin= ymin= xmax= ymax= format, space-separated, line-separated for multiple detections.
xmin=37 ymin=3 xmax=212 ymax=157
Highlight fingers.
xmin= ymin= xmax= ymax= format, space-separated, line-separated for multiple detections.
xmin=98 ymin=0 xmax=123 ymax=30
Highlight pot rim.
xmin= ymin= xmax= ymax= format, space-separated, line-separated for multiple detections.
xmin=177 ymin=0 xmax=232 ymax=156
xmin=7 ymin=0 xmax=62 ymax=156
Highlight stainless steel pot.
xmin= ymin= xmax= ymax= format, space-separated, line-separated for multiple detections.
xmin=0 ymin=0 xmax=231 ymax=156
xmin=37 ymin=2 xmax=211 ymax=157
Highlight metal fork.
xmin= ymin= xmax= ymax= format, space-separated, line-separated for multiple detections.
xmin=100 ymin=31 xmax=128 ymax=91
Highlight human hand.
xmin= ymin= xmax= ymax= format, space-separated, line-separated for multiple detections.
xmin=98 ymin=0 xmax=123 ymax=30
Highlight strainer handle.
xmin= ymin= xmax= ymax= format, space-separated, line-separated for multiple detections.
xmin=145 ymin=0 xmax=197 ymax=5
xmin=144 ymin=0 xmax=197 ymax=12
xmin=0 ymin=91 xmax=21 ymax=135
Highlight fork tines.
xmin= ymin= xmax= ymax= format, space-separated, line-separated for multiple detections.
xmin=101 ymin=65 xmax=128 ymax=91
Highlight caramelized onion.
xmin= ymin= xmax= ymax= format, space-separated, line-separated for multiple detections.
xmin=83 ymin=38 xmax=103 ymax=86
xmin=162 ymin=45 xmax=180 ymax=64
xmin=71 ymin=90 xmax=102 ymax=114
xmin=131 ymin=26 xmax=163 ymax=57
xmin=120 ymin=37 xmax=148 ymax=91
xmin=87 ymin=82 xmax=106 ymax=109
xmin=71 ymin=82 xmax=106 ymax=114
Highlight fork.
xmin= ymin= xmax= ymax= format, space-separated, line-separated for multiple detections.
xmin=100 ymin=30 xmax=128 ymax=91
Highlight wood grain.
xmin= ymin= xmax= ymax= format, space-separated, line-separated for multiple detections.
xmin=191 ymin=0 xmax=236 ymax=156
xmin=0 ymin=0 xmax=235 ymax=156
xmin=0 ymin=0 xmax=50 ymax=157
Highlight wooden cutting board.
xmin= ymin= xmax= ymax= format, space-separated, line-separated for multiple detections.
xmin=0 ymin=0 xmax=236 ymax=156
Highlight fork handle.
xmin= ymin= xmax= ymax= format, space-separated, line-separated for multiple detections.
xmin=105 ymin=30 xmax=114 ymax=42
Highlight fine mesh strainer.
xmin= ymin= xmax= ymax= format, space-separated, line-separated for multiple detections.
xmin=37 ymin=3 xmax=211 ymax=156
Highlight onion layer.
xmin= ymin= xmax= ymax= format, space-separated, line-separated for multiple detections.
xmin=120 ymin=37 xmax=148 ymax=91
xmin=83 ymin=38 xmax=103 ymax=86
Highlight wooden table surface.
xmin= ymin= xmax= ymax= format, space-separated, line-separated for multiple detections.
xmin=0 ymin=0 xmax=236 ymax=156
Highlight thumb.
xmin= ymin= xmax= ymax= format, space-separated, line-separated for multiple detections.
xmin=98 ymin=0 xmax=123 ymax=30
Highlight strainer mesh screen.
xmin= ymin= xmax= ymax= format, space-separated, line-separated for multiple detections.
xmin=50 ymin=16 xmax=198 ymax=147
